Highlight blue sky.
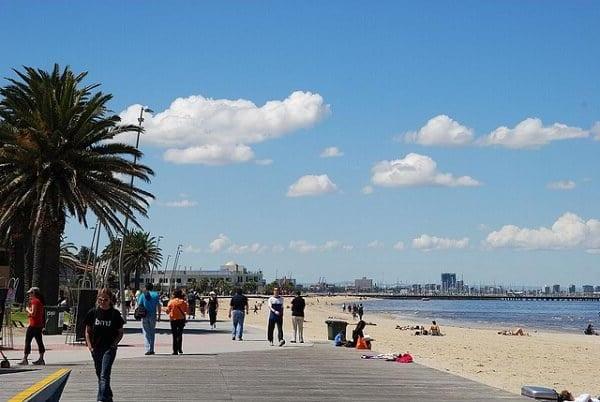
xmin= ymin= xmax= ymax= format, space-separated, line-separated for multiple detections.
xmin=2 ymin=1 xmax=600 ymax=286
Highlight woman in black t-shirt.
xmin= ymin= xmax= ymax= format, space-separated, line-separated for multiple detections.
xmin=207 ymin=291 xmax=219 ymax=329
xmin=84 ymin=288 xmax=125 ymax=402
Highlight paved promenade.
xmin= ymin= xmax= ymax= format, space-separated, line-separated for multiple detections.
xmin=1 ymin=317 xmax=527 ymax=401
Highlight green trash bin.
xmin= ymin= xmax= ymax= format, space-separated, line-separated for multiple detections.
xmin=325 ymin=319 xmax=347 ymax=340
xmin=45 ymin=306 xmax=63 ymax=335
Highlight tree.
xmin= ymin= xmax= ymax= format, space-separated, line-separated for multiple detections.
xmin=0 ymin=65 xmax=154 ymax=303
xmin=242 ymin=280 xmax=257 ymax=294
xmin=122 ymin=230 xmax=162 ymax=290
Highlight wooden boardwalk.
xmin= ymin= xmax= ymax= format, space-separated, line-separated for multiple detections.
xmin=56 ymin=344 xmax=527 ymax=401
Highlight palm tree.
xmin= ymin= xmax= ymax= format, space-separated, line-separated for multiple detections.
xmin=0 ymin=65 xmax=154 ymax=303
xmin=123 ymin=230 xmax=162 ymax=290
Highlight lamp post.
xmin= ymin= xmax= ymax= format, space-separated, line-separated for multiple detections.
xmin=161 ymin=254 xmax=171 ymax=291
xmin=149 ymin=235 xmax=164 ymax=283
xmin=117 ymin=106 xmax=153 ymax=321
xmin=169 ymin=245 xmax=183 ymax=292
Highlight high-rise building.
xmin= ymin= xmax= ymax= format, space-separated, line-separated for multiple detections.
xmin=543 ymin=285 xmax=551 ymax=295
xmin=441 ymin=273 xmax=457 ymax=291
xmin=568 ymin=284 xmax=576 ymax=294
xmin=582 ymin=285 xmax=594 ymax=294
xmin=354 ymin=277 xmax=373 ymax=292
xmin=552 ymin=284 xmax=560 ymax=294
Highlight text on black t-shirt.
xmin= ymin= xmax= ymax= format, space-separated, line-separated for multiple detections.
xmin=83 ymin=307 xmax=125 ymax=350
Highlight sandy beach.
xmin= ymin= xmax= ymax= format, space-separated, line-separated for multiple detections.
xmin=240 ymin=295 xmax=600 ymax=397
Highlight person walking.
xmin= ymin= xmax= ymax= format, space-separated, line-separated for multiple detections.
xmin=207 ymin=291 xmax=219 ymax=329
xmin=137 ymin=283 xmax=161 ymax=355
xmin=165 ymin=289 xmax=188 ymax=355
xmin=84 ymin=288 xmax=125 ymax=402
xmin=290 ymin=291 xmax=305 ymax=343
xmin=228 ymin=288 xmax=249 ymax=341
xmin=358 ymin=303 xmax=364 ymax=320
xmin=199 ymin=297 xmax=207 ymax=318
xmin=19 ymin=287 xmax=46 ymax=365
xmin=187 ymin=290 xmax=197 ymax=319
xmin=267 ymin=287 xmax=285 ymax=346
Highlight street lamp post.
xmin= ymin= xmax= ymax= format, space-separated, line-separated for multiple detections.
xmin=116 ymin=106 xmax=153 ymax=321
xmin=161 ymin=254 xmax=171 ymax=291
xmin=169 ymin=245 xmax=183 ymax=292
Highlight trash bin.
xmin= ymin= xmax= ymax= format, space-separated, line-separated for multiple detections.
xmin=325 ymin=319 xmax=347 ymax=340
xmin=45 ymin=306 xmax=63 ymax=335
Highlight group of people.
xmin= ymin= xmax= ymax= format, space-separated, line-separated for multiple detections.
xmin=342 ymin=302 xmax=364 ymax=320
xmin=394 ymin=320 xmax=442 ymax=336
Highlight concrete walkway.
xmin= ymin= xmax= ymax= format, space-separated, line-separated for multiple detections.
xmin=0 ymin=317 xmax=528 ymax=401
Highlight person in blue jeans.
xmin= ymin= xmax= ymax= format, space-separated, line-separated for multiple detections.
xmin=84 ymin=288 xmax=124 ymax=402
xmin=228 ymin=288 xmax=249 ymax=340
xmin=137 ymin=283 xmax=161 ymax=355
xmin=267 ymin=287 xmax=285 ymax=346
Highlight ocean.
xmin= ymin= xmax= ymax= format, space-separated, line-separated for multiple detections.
xmin=359 ymin=298 xmax=600 ymax=333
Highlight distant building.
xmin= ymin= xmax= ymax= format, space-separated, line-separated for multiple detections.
xmin=568 ymin=284 xmax=576 ymax=294
xmin=595 ymin=286 xmax=600 ymax=293
xmin=354 ymin=277 xmax=373 ymax=292
xmin=441 ymin=273 xmax=457 ymax=291
xmin=141 ymin=261 xmax=265 ymax=290
xmin=543 ymin=285 xmax=551 ymax=295
xmin=582 ymin=285 xmax=594 ymax=294
xmin=552 ymin=284 xmax=560 ymax=294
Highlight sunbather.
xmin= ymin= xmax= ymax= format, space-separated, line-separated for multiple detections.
xmin=584 ymin=324 xmax=598 ymax=335
xmin=430 ymin=320 xmax=441 ymax=336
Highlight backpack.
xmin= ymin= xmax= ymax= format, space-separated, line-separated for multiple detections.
xmin=396 ymin=353 xmax=413 ymax=363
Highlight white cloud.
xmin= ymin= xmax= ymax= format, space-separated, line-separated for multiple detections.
xmin=412 ymin=235 xmax=469 ymax=251
xmin=362 ymin=185 xmax=374 ymax=195
xmin=119 ymin=91 xmax=330 ymax=165
xmin=404 ymin=115 xmax=474 ymax=146
xmin=163 ymin=199 xmax=198 ymax=208
xmin=227 ymin=243 xmax=267 ymax=254
xmin=209 ymin=234 xmax=231 ymax=253
xmin=367 ymin=240 xmax=384 ymax=249
xmin=287 ymin=174 xmax=338 ymax=197
xmin=479 ymin=118 xmax=588 ymax=149
xmin=393 ymin=241 xmax=405 ymax=251
xmin=184 ymin=245 xmax=203 ymax=253
xmin=592 ymin=122 xmax=600 ymax=140
xmin=289 ymin=240 xmax=352 ymax=253
xmin=271 ymin=244 xmax=285 ymax=253
xmin=371 ymin=153 xmax=480 ymax=188
xmin=485 ymin=212 xmax=600 ymax=251
xmin=320 ymin=146 xmax=344 ymax=158
xmin=547 ymin=180 xmax=576 ymax=191
xmin=255 ymin=159 xmax=273 ymax=166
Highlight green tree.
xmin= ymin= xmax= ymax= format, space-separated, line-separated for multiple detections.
xmin=0 ymin=65 xmax=154 ymax=303
xmin=123 ymin=230 xmax=162 ymax=290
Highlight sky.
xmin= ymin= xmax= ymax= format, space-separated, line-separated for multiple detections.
xmin=1 ymin=1 xmax=600 ymax=286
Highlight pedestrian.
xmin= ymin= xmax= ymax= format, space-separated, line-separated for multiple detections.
xmin=137 ymin=283 xmax=161 ymax=355
xmin=18 ymin=287 xmax=46 ymax=365
xmin=228 ymin=288 xmax=249 ymax=341
xmin=290 ymin=291 xmax=305 ymax=343
xmin=342 ymin=302 xmax=346 ymax=312
xmin=207 ymin=291 xmax=219 ymax=329
xmin=84 ymin=288 xmax=124 ymax=402
xmin=165 ymin=289 xmax=188 ymax=355
xmin=358 ymin=303 xmax=364 ymax=320
xmin=267 ymin=287 xmax=285 ymax=346
xmin=199 ymin=297 xmax=207 ymax=318
xmin=187 ymin=290 xmax=197 ymax=319
xmin=253 ymin=304 xmax=258 ymax=314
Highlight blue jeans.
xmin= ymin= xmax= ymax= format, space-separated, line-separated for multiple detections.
xmin=92 ymin=347 xmax=117 ymax=402
xmin=231 ymin=310 xmax=245 ymax=339
xmin=142 ymin=315 xmax=156 ymax=353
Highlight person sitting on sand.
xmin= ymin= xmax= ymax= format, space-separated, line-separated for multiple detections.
xmin=345 ymin=320 xmax=367 ymax=347
xmin=430 ymin=320 xmax=441 ymax=336
xmin=497 ymin=327 xmax=528 ymax=336
xmin=584 ymin=324 xmax=598 ymax=335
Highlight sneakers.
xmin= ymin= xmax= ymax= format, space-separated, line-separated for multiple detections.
xmin=32 ymin=359 xmax=45 ymax=366
xmin=237 ymin=338 xmax=243 ymax=341
xmin=290 ymin=340 xmax=296 ymax=343
xmin=269 ymin=342 xmax=274 ymax=346
xmin=232 ymin=336 xmax=236 ymax=340
xmin=144 ymin=351 xmax=155 ymax=355
xmin=299 ymin=340 xmax=304 ymax=343
xmin=18 ymin=358 xmax=28 ymax=366
xmin=278 ymin=339 xmax=286 ymax=347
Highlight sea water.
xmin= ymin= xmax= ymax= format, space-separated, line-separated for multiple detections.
xmin=359 ymin=298 xmax=600 ymax=333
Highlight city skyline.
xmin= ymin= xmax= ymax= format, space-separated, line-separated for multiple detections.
xmin=3 ymin=2 xmax=600 ymax=284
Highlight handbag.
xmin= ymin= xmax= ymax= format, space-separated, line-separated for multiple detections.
xmin=134 ymin=300 xmax=147 ymax=320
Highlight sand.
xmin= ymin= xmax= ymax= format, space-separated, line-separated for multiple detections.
xmin=240 ymin=295 xmax=600 ymax=397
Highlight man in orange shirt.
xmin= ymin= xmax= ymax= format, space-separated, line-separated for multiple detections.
xmin=165 ymin=289 xmax=188 ymax=355
xmin=19 ymin=287 xmax=46 ymax=365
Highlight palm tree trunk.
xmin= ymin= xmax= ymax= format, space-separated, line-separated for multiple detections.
xmin=134 ymin=268 xmax=141 ymax=290
xmin=33 ymin=220 xmax=63 ymax=305
xmin=8 ymin=232 xmax=26 ymax=303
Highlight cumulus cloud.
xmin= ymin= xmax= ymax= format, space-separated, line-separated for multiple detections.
xmin=393 ymin=241 xmax=405 ymax=251
xmin=163 ymin=199 xmax=198 ymax=208
xmin=404 ymin=115 xmax=474 ymax=146
xmin=547 ymin=180 xmax=576 ymax=191
xmin=412 ymin=235 xmax=469 ymax=251
xmin=289 ymin=240 xmax=352 ymax=253
xmin=119 ymin=91 xmax=330 ymax=165
xmin=362 ymin=185 xmax=374 ymax=195
xmin=228 ymin=243 xmax=267 ymax=254
xmin=184 ymin=245 xmax=203 ymax=253
xmin=367 ymin=240 xmax=384 ymax=249
xmin=209 ymin=234 xmax=231 ymax=253
xmin=592 ymin=122 xmax=600 ymax=140
xmin=320 ymin=146 xmax=344 ymax=158
xmin=484 ymin=212 xmax=600 ymax=251
xmin=479 ymin=118 xmax=588 ymax=149
xmin=371 ymin=153 xmax=480 ymax=188
xmin=287 ymin=174 xmax=338 ymax=197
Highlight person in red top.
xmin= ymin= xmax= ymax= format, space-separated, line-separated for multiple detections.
xmin=19 ymin=287 xmax=46 ymax=365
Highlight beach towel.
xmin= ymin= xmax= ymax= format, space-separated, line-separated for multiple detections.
xmin=360 ymin=353 xmax=397 ymax=361
xmin=575 ymin=394 xmax=600 ymax=402
xmin=396 ymin=353 xmax=413 ymax=363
